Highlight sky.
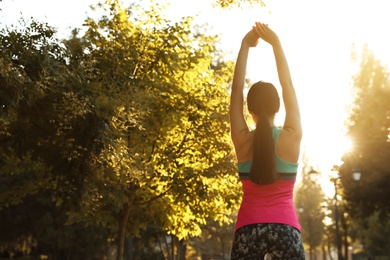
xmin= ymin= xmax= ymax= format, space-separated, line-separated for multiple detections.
xmin=1 ymin=0 xmax=390 ymax=191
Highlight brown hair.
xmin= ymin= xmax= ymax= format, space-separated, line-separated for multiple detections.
xmin=247 ymin=81 xmax=280 ymax=184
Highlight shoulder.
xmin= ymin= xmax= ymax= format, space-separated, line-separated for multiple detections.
xmin=232 ymin=129 xmax=254 ymax=162
xmin=280 ymin=126 xmax=302 ymax=142
xmin=276 ymin=127 xmax=302 ymax=163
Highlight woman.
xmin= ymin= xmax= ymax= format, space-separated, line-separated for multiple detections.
xmin=229 ymin=22 xmax=304 ymax=259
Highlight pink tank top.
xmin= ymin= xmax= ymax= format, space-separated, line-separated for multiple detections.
xmin=234 ymin=127 xmax=301 ymax=232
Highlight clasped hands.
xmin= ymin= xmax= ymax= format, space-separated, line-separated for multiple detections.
xmin=242 ymin=22 xmax=279 ymax=48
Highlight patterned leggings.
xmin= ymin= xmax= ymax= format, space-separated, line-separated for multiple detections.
xmin=231 ymin=223 xmax=305 ymax=260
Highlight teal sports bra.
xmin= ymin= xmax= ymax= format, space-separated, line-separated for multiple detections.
xmin=237 ymin=126 xmax=298 ymax=180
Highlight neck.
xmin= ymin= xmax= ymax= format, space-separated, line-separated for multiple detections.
xmin=269 ymin=116 xmax=276 ymax=127
xmin=251 ymin=113 xmax=276 ymax=126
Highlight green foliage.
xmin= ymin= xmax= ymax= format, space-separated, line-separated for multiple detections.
xmin=0 ymin=17 xmax=110 ymax=258
xmin=0 ymin=195 xmax=108 ymax=259
xmin=67 ymin=0 xmax=239 ymax=239
xmin=0 ymin=0 xmax=239 ymax=258
xmin=342 ymin=46 xmax=390 ymax=217
xmin=188 ymin=216 xmax=235 ymax=259
xmin=0 ymin=19 xmax=88 ymax=209
xmin=294 ymin=163 xmax=326 ymax=254
xmin=348 ymin=211 xmax=390 ymax=257
xmin=213 ymin=0 xmax=266 ymax=8
xmin=340 ymin=45 xmax=390 ymax=254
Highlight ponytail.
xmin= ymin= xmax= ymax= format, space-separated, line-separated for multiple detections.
xmin=250 ymin=112 xmax=276 ymax=184
xmin=247 ymin=81 xmax=280 ymax=185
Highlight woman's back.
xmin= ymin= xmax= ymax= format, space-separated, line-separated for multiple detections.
xmin=235 ymin=126 xmax=300 ymax=232
xmin=233 ymin=126 xmax=300 ymax=165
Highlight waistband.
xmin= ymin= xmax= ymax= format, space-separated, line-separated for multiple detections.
xmin=239 ymin=172 xmax=297 ymax=181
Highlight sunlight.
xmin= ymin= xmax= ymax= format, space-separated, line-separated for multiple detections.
xmin=318 ymin=170 xmax=342 ymax=198
xmin=339 ymin=136 xmax=352 ymax=155
xmin=2 ymin=0 xmax=389 ymax=197
xmin=319 ymin=174 xmax=335 ymax=198
xmin=302 ymin=134 xmax=353 ymax=198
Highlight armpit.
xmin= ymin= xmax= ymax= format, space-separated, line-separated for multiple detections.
xmin=233 ymin=131 xmax=253 ymax=162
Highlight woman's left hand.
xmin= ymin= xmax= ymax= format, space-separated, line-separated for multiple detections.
xmin=242 ymin=27 xmax=260 ymax=48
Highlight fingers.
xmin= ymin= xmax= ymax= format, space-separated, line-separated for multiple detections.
xmin=252 ymin=23 xmax=262 ymax=37
xmin=251 ymin=21 xmax=279 ymax=46
xmin=256 ymin=22 xmax=268 ymax=27
xmin=254 ymin=22 xmax=276 ymax=38
xmin=254 ymin=22 xmax=268 ymax=34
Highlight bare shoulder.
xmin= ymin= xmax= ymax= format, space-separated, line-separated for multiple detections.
xmin=232 ymin=129 xmax=254 ymax=162
xmin=276 ymin=128 xmax=302 ymax=163
xmin=281 ymin=126 xmax=302 ymax=141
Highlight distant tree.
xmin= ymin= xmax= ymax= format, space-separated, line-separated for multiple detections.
xmin=0 ymin=19 xmax=108 ymax=259
xmin=0 ymin=195 xmax=108 ymax=258
xmin=358 ymin=212 xmax=390 ymax=257
xmin=294 ymin=161 xmax=326 ymax=259
xmin=340 ymin=45 xmax=390 ymax=256
xmin=188 ymin=215 xmax=235 ymax=259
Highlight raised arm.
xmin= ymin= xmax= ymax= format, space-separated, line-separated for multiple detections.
xmin=230 ymin=28 xmax=260 ymax=146
xmin=254 ymin=22 xmax=302 ymax=138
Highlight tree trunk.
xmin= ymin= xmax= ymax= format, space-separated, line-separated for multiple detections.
xmin=116 ymin=191 xmax=135 ymax=260
xmin=171 ymin=235 xmax=175 ymax=260
xmin=342 ymin=214 xmax=349 ymax=260
xmin=322 ymin=244 xmax=327 ymax=260
xmin=327 ymin=236 xmax=334 ymax=260
xmin=178 ymin=239 xmax=186 ymax=260
xmin=125 ymin=236 xmax=134 ymax=260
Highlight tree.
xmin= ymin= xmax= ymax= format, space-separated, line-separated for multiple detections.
xmin=358 ymin=212 xmax=390 ymax=257
xmin=0 ymin=1 xmax=240 ymax=259
xmin=70 ymin=2 xmax=240 ymax=259
xmin=188 ymin=214 xmax=236 ymax=259
xmin=294 ymin=160 xmax=326 ymax=259
xmin=340 ymin=45 xmax=390 ymax=257
xmin=0 ymin=17 xmax=111 ymax=259
xmin=0 ymin=195 xmax=109 ymax=259
xmin=0 ymin=19 xmax=110 ymax=259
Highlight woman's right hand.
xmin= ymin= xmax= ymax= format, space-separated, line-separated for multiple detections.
xmin=254 ymin=22 xmax=280 ymax=46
